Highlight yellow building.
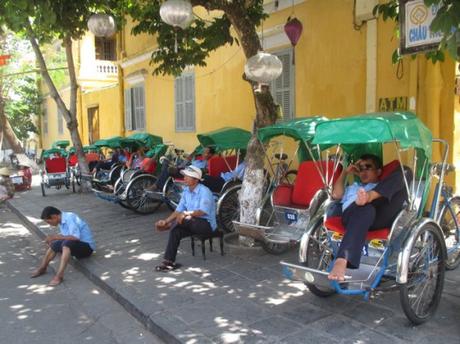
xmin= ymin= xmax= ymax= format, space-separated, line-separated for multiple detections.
xmin=40 ymin=0 xmax=460 ymax=187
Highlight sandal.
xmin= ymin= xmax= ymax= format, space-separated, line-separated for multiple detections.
xmin=30 ymin=268 xmax=47 ymax=278
xmin=49 ymin=276 xmax=63 ymax=286
xmin=155 ymin=261 xmax=181 ymax=272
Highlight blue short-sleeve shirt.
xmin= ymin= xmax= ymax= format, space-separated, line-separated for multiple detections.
xmin=341 ymin=182 xmax=378 ymax=212
xmin=191 ymin=159 xmax=207 ymax=169
xmin=176 ymin=183 xmax=217 ymax=230
xmin=60 ymin=212 xmax=96 ymax=250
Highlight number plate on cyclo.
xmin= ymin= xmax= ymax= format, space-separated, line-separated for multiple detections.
xmin=284 ymin=211 xmax=298 ymax=223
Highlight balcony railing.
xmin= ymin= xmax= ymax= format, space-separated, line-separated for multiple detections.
xmin=95 ymin=60 xmax=118 ymax=76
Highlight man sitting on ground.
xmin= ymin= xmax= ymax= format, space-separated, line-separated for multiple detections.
xmin=328 ymin=154 xmax=408 ymax=281
xmin=31 ymin=206 xmax=96 ymax=286
xmin=154 ymin=165 xmax=216 ymax=272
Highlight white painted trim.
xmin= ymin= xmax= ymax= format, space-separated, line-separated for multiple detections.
xmin=263 ymin=0 xmax=306 ymax=14
xmin=120 ymin=50 xmax=155 ymax=69
xmin=257 ymin=24 xmax=290 ymax=50
xmin=124 ymin=69 xmax=148 ymax=86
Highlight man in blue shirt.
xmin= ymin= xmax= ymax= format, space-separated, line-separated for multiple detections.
xmin=328 ymin=154 xmax=408 ymax=281
xmin=155 ymin=165 xmax=216 ymax=272
xmin=31 ymin=206 xmax=96 ymax=286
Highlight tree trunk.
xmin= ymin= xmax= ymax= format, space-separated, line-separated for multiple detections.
xmin=26 ymin=23 xmax=91 ymax=191
xmin=0 ymin=82 xmax=24 ymax=153
xmin=224 ymin=6 xmax=278 ymax=232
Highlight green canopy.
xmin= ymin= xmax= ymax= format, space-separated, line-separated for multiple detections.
xmin=128 ymin=133 xmax=163 ymax=148
xmin=69 ymin=145 xmax=100 ymax=154
xmin=197 ymin=127 xmax=251 ymax=152
xmin=257 ymin=116 xmax=328 ymax=161
xmin=42 ymin=148 xmax=67 ymax=159
xmin=312 ymin=112 xmax=432 ymax=161
xmin=94 ymin=136 xmax=142 ymax=150
xmin=257 ymin=116 xmax=328 ymax=143
xmin=145 ymin=144 xmax=168 ymax=159
xmin=52 ymin=140 xmax=70 ymax=149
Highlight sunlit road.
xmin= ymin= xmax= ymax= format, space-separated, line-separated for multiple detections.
xmin=0 ymin=207 xmax=162 ymax=344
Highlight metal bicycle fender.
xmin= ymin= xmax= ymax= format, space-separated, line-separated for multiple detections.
xmin=396 ymin=217 xmax=445 ymax=284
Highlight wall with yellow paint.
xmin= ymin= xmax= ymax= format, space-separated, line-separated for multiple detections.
xmin=41 ymin=90 xmax=71 ymax=149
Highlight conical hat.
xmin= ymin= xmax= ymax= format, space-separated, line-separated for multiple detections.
xmin=0 ymin=167 xmax=11 ymax=176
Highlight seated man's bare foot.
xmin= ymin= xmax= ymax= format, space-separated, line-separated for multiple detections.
xmin=30 ymin=267 xmax=47 ymax=278
xmin=355 ymin=187 xmax=369 ymax=206
xmin=328 ymin=258 xmax=347 ymax=281
xmin=49 ymin=275 xmax=63 ymax=286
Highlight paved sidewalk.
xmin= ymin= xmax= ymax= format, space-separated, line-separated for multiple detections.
xmin=7 ymin=177 xmax=460 ymax=343
xmin=0 ymin=207 xmax=161 ymax=344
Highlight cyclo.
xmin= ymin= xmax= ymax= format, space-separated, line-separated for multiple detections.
xmin=157 ymin=127 xmax=251 ymax=230
xmin=280 ymin=112 xmax=460 ymax=324
xmin=231 ymin=116 xmax=340 ymax=254
xmin=39 ymin=147 xmax=71 ymax=196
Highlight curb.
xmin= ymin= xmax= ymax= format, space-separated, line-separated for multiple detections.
xmin=7 ymin=200 xmax=181 ymax=344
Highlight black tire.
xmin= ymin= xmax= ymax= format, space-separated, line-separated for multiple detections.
xmin=439 ymin=196 xmax=460 ymax=270
xmin=400 ymin=222 xmax=446 ymax=325
xmin=217 ymin=185 xmax=241 ymax=233
xmin=109 ymin=164 xmax=123 ymax=185
xmin=41 ymin=182 xmax=46 ymax=197
xmin=163 ymin=179 xmax=184 ymax=211
xmin=126 ymin=175 xmax=162 ymax=214
xmin=304 ymin=222 xmax=336 ymax=297
xmin=72 ymin=175 xmax=76 ymax=193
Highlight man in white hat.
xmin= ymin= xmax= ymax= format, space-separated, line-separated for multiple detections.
xmin=0 ymin=167 xmax=15 ymax=202
xmin=154 ymin=165 xmax=216 ymax=272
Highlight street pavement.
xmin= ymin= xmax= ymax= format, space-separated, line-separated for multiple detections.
xmin=0 ymin=206 xmax=161 ymax=344
xmin=6 ymin=176 xmax=460 ymax=343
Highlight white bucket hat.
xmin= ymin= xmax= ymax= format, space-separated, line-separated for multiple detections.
xmin=0 ymin=167 xmax=11 ymax=176
xmin=180 ymin=165 xmax=203 ymax=180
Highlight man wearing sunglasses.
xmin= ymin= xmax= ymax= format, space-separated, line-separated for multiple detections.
xmin=328 ymin=154 xmax=408 ymax=281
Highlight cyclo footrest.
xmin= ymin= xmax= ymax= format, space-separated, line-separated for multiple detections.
xmin=281 ymin=261 xmax=335 ymax=291
xmin=233 ymin=221 xmax=304 ymax=244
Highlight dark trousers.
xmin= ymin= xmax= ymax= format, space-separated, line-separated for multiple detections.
xmin=164 ymin=218 xmax=213 ymax=262
xmin=337 ymin=168 xmax=409 ymax=268
xmin=50 ymin=240 xmax=93 ymax=259
xmin=156 ymin=161 xmax=183 ymax=190
xmin=202 ymin=175 xmax=225 ymax=193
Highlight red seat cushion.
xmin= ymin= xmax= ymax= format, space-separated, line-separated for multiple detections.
xmin=379 ymin=159 xmax=399 ymax=180
xmin=45 ymin=157 xmax=67 ymax=173
xmin=272 ymin=184 xmax=294 ymax=207
xmin=291 ymin=161 xmax=342 ymax=207
xmin=207 ymin=155 xmax=237 ymax=177
xmin=68 ymin=155 xmax=78 ymax=167
xmin=85 ymin=153 xmax=100 ymax=163
xmin=140 ymin=158 xmax=156 ymax=174
xmin=325 ymin=216 xmax=390 ymax=240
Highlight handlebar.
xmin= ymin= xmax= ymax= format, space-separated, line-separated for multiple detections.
xmin=432 ymin=162 xmax=456 ymax=176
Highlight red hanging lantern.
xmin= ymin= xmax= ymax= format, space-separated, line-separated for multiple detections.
xmin=0 ymin=55 xmax=11 ymax=66
xmin=284 ymin=17 xmax=303 ymax=64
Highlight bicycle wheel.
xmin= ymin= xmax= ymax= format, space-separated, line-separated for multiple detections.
xmin=400 ymin=222 xmax=445 ymax=325
xmin=126 ymin=175 xmax=162 ymax=214
xmin=304 ymin=222 xmax=335 ymax=297
xmin=217 ymin=184 xmax=241 ymax=233
xmin=439 ymin=196 xmax=460 ymax=270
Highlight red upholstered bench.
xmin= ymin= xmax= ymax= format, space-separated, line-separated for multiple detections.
xmin=324 ymin=159 xmax=401 ymax=241
xmin=45 ymin=157 xmax=67 ymax=173
xmin=207 ymin=155 xmax=237 ymax=177
xmin=272 ymin=160 xmax=342 ymax=209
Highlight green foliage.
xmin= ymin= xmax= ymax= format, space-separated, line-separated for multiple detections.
xmin=374 ymin=0 xmax=460 ymax=63
xmin=127 ymin=0 xmax=267 ymax=76
xmin=4 ymin=76 xmax=40 ymax=141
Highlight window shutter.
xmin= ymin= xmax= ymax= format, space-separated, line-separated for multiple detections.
xmin=124 ymin=89 xmax=132 ymax=130
xmin=134 ymin=85 xmax=145 ymax=130
xmin=175 ymin=77 xmax=185 ymax=131
xmin=270 ymin=49 xmax=295 ymax=120
xmin=184 ymin=74 xmax=195 ymax=130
